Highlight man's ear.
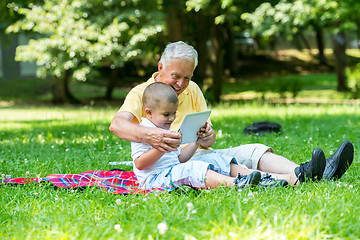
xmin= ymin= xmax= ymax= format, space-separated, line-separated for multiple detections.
xmin=144 ymin=107 xmax=152 ymax=116
xmin=158 ymin=61 xmax=163 ymax=71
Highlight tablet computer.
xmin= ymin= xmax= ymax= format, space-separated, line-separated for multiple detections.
xmin=179 ymin=110 xmax=212 ymax=144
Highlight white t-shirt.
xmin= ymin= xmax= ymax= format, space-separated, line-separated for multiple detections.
xmin=131 ymin=118 xmax=181 ymax=187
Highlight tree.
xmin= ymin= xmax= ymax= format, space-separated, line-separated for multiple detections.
xmin=6 ymin=0 xmax=165 ymax=103
xmin=0 ymin=0 xmax=43 ymax=80
xmin=242 ymin=0 xmax=338 ymax=64
xmin=242 ymin=0 xmax=359 ymax=91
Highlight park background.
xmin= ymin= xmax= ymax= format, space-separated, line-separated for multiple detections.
xmin=1 ymin=0 xmax=360 ymax=239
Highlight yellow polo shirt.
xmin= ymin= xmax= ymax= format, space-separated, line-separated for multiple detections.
xmin=119 ymin=72 xmax=209 ymax=131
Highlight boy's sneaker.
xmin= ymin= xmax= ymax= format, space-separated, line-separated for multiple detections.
xmin=234 ymin=171 xmax=261 ymax=189
xmin=258 ymin=173 xmax=288 ymax=187
xmin=294 ymin=148 xmax=326 ymax=184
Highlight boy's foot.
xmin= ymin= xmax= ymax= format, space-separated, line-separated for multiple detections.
xmin=294 ymin=148 xmax=326 ymax=184
xmin=323 ymin=140 xmax=354 ymax=180
xmin=258 ymin=173 xmax=288 ymax=187
xmin=234 ymin=171 xmax=261 ymax=189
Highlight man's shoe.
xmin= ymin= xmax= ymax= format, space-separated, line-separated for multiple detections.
xmin=323 ymin=140 xmax=354 ymax=180
xmin=295 ymin=148 xmax=326 ymax=183
xmin=258 ymin=173 xmax=288 ymax=187
xmin=234 ymin=171 xmax=261 ymax=189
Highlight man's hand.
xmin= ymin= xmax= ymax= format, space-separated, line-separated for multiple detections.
xmin=145 ymin=127 xmax=182 ymax=152
xmin=196 ymin=122 xmax=216 ymax=148
xmin=110 ymin=112 xmax=182 ymax=152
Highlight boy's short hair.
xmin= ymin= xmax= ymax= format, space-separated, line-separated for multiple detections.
xmin=143 ymin=82 xmax=178 ymax=110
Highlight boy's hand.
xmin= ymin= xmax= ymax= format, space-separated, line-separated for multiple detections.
xmin=196 ymin=122 xmax=215 ymax=145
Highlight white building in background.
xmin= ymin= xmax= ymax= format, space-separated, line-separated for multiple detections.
xmin=0 ymin=32 xmax=37 ymax=80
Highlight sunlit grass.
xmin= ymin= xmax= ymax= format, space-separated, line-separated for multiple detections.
xmin=1 ymin=104 xmax=359 ymax=239
xmin=222 ymin=73 xmax=355 ymax=102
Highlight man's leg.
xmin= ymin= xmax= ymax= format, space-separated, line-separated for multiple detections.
xmin=257 ymin=151 xmax=299 ymax=174
xmin=195 ymin=144 xmax=327 ymax=185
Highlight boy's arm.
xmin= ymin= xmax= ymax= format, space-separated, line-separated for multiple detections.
xmin=110 ymin=111 xmax=182 ymax=152
xmin=178 ymin=124 xmax=212 ymax=163
xmin=134 ymin=148 xmax=165 ymax=170
xmin=178 ymin=142 xmax=200 ymax=163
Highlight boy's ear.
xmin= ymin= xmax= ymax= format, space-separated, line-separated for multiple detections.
xmin=144 ymin=107 xmax=152 ymax=116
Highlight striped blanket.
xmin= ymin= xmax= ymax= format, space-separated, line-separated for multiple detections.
xmin=3 ymin=170 xmax=170 ymax=194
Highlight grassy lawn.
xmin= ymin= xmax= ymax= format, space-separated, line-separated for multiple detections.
xmin=222 ymin=73 xmax=354 ymax=102
xmin=1 ymin=103 xmax=359 ymax=239
xmin=1 ymin=49 xmax=359 ymax=239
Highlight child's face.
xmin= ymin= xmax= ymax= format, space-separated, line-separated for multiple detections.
xmin=146 ymin=101 xmax=178 ymax=129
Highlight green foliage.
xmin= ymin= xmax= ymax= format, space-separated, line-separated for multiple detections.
xmin=241 ymin=0 xmax=360 ymax=44
xmin=346 ymin=63 xmax=360 ymax=99
xmin=241 ymin=0 xmax=339 ymax=41
xmin=6 ymin=0 xmax=165 ymax=82
xmin=0 ymin=0 xmax=43 ymax=27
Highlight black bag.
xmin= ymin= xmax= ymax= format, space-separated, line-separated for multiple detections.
xmin=244 ymin=121 xmax=281 ymax=135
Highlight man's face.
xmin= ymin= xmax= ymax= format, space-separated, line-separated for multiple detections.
xmin=156 ymin=59 xmax=195 ymax=95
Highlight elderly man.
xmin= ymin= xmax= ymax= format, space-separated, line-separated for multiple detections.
xmin=110 ymin=41 xmax=354 ymax=186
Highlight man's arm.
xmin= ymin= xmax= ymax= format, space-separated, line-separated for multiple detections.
xmin=109 ymin=111 xmax=182 ymax=152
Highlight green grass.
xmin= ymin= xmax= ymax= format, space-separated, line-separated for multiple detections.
xmin=222 ymin=73 xmax=353 ymax=101
xmin=1 ymin=103 xmax=360 ymax=239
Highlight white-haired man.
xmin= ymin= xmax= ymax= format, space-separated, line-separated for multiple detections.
xmin=110 ymin=41 xmax=354 ymax=186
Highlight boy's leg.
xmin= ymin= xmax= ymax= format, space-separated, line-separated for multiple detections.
xmin=205 ymin=169 xmax=261 ymax=189
xmin=229 ymin=163 xmax=298 ymax=185
xmin=204 ymin=169 xmax=235 ymax=188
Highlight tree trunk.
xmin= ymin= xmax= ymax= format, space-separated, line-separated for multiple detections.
xmin=193 ymin=11 xmax=210 ymax=87
xmin=208 ymin=22 xmax=225 ymax=104
xmin=52 ymin=70 xmax=79 ymax=104
xmin=223 ymin=20 xmax=237 ymax=76
xmin=106 ymin=68 xmax=119 ymax=100
xmin=332 ymin=32 xmax=348 ymax=91
xmin=357 ymin=22 xmax=360 ymax=49
xmin=163 ymin=0 xmax=184 ymax=42
xmin=314 ymin=26 xmax=328 ymax=65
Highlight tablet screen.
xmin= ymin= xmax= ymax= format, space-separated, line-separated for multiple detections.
xmin=179 ymin=110 xmax=212 ymax=144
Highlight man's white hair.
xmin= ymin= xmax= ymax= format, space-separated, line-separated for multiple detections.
xmin=160 ymin=41 xmax=198 ymax=70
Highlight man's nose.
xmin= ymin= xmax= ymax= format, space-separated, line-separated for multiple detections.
xmin=176 ymin=79 xmax=186 ymax=88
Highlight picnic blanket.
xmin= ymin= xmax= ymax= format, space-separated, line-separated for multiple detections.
xmin=2 ymin=169 xmax=171 ymax=194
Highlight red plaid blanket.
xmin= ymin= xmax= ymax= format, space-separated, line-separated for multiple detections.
xmin=3 ymin=170 xmax=171 ymax=194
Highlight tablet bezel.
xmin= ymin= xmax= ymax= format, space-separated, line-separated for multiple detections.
xmin=179 ymin=110 xmax=212 ymax=144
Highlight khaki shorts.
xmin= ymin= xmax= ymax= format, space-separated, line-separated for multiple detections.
xmin=192 ymin=143 xmax=273 ymax=170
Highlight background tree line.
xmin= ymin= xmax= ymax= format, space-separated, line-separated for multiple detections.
xmin=1 ymin=0 xmax=360 ymax=104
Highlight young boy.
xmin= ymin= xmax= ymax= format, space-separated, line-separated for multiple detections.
xmin=131 ymin=82 xmax=263 ymax=190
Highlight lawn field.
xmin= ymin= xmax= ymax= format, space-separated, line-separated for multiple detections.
xmin=1 ymin=103 xmax=359 ymax=239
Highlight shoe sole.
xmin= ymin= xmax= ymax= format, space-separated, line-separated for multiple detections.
xmin=324 ymin=141 xmax=354 ymax=180
xmin=312 ymin=148 xmax=326 ymax=180
xmin=259 ymin=179 xmax=289 ymax=187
